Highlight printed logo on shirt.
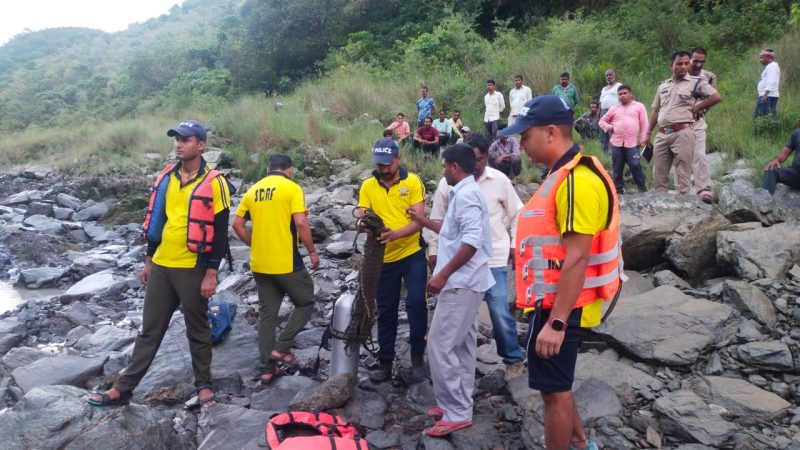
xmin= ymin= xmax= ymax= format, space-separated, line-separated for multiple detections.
xmin=398 ymin=186 xmax=409 ymax=197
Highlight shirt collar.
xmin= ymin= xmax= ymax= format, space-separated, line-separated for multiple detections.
xmin=268 ymin=170 xmax=290 ymax=179
xmin=548 ymin=143 xmax=581 ymax=175
xmin=172 ymin=157 xmax=208 ymax=176
xmin=476 ymin=167 xmax=495 ymax=183
xmin=451 ymin=174 xmax=476 ymax=195
xmin=371 ymin=166 xmax=409 ymax=185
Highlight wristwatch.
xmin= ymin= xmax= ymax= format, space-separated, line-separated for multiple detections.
xmin=548 ymin=317 xmax=567 ymax=332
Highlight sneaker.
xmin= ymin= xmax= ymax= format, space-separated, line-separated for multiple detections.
xmin=369 ymin=360 xmax=392 ymax=382
xmin=504 ymin=362 xmax=525 ymax=382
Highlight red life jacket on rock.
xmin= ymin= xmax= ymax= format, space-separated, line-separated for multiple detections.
xmin=142 ymin=163 xmax=221 ymax=254
xmin=265 ymin=411 xmax=368 ymax=450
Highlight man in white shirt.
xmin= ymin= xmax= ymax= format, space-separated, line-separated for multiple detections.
xmin=425 ymin=134 xmax=525 ymax=382
xmin=755 ymin=49 xmax=780 ymax=118
xmin=433 ymin=110 xmax=453 ymax=148
xmin=484 ymin=79 xmax=506 ymax=140
xmin=599 ymin=69 xmax=623 ymax=153
xmin=508 ymin=75 xmax=533 ymax=126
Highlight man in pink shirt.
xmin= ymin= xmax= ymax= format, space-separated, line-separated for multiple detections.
xmin=386 ymin=113 xmax=411 ymax=144
xmin=599 ymin=85 xmax=648 ymax=193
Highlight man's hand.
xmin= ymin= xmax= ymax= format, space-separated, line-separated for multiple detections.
xmin=535 ymin=322 xmax=566 ymax=358
xmin=406 ymin=207 xmax=424 ymax=225
xmin=760 ymin=95 xmax=769 ymax=104
xmin=309 ymin=251 xmax=320 ymax=270
xmin=139 ymin=260 xmax=151 ymax=284
xmin=765 ymin=159 xmax=781 ymax=171
xmin=638 ymin=137 xmax=647 ymax=148
xmin=200 ymin=270 xmax=218 ymax=299
xmin=427 ymin=273 xmax=446 ymax=295
xmin=428 ymin=255 xmax=437 ymax=273
xmin=644 ymin=135 xmax=652 ymax=146
xmin=378 ymin=228 xmax=398 ymax=244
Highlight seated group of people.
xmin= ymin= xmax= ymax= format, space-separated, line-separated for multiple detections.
xmin=385 ymin=111 xmax=523 ymax=179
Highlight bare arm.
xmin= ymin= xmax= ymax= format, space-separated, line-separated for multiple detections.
xmin=765 ymin=146 xmax=794 ymax=170
xmin=645 ymin=107 xmax=659 ymax=145
xmin=692 ymin=92 xmax=721 ymax=116
xmin=232 ymin=215 xmax=251 ymax=246
xmin=293 ymin=212 xmax=319 ymax=269
xmin=379 ymin=201 xmax=424 ymax=244
xmin=427 ymin=243 xmax=477 ymax=294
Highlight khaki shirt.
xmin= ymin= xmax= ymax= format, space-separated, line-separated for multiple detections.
xmin=652 ymin=74 xmax=717 ymax=127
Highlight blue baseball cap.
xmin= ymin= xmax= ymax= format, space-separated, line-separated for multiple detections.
xmin=498 ymin=95 xmax=574 ymax=136
xmin=372 ymin=138 xmax=400 ymax=165
xmin=167 ymin=120 xmax=207 ymax=142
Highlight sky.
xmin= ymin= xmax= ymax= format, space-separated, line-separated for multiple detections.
xmin=0 ymin=0 xmax=184 ymax=45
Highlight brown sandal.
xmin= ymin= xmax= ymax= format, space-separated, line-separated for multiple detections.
xmin=259 ymin=366 xmax=282 ymax=385
xmin=271 ymin=350 xmax=300 ymax=368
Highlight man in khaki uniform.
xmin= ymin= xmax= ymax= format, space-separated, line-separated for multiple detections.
xmin=646 ymin=51 xmax=721 ymax=194
xmin=688 ymin=47 xmax=718 ymax=203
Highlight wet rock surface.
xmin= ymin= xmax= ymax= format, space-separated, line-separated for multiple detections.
xmin=2 ymin=169 xmax=800 ymax=449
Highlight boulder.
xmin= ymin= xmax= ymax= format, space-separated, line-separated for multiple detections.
xmin=309 ymin=216 xmax=340 ymax=241
xmin=664 ymin=208 xmax=732 ymax=284
xmin=210 ymin=311 xmax=259 ymax=379
xmin=289 ymin=373 xmax=355 ymax=411
xmin=133 ymin=315 xmax=193 ymax=396
xmin=329 ymin=185 xmax=357 ymax=205
xmin=69 ymin=253 xmax=119 ymax=278
xmin=772 ymin=184 xmax=800 ymax=222
xmin=56 ymin=193 xmax=83 ymax=210
xmin=574 ymin=353 xmax=657 ymax=395
xmin=717 ymin=179 xmax=774 ymax=224
xmin=53 ymin=206 xmax=73 ymax=220
xmin=250 ymin=375 xmax=320 ymax=411
xmin=717 ymin=222 xmax=800 ymax=280
xmin=61 ymin=300 xmax=97 ymax=326
xmin=325 ymin=241 xmax=355 ymax=258
xmin=73 ymin=202 xmax=109 ymax=222
xmin=73 ymin=325 xmax=137 ymax=354
xmin=653 ymin=269 xmax=691 ymax=289
xmin=331 ymin=205 xmax=358 ymax=230
xmin=592 ymin=285 xmax=734 ymax=365
xmin=3 ymin=189 xmax=42 ymax=206
xmin=619 ymin=270 xmax=654 ymax=298
xmin=574 ymin=378 xmax=622 ymax=423
xmin=1 ymin=346 xmax=49 ymax=371
xmin=25 ymin=201 xmax=54 ymax=218
xmin=0 ymin=317 xmax=26 ymax=356
xmin=654 ymin=390 xmax=737 ymax=447
xmin=699 ymin=376 xmax=791 ymax=425
xmin=337 ymin=386 xmax=388 ymax=430
xmin=62 ymin=269 xmax=120 ymax=299
xmin=619 ymin=193 xmax=700 ymax=270
xmin=19 ymin=266 xmax=67 ymax=289
xmin=737 ymin=341 xmax=794 ymax=370
xmin=22 ymin=214 xmax=63 ymax=235
xmin=197 ymin=404 xmax=267 ymax=450
xmin=11 ymin=354 xmax=108 ymax=392
xmin=722 ymin=281 xmax=776 ymax=326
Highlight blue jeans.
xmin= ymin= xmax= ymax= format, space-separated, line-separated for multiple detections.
xmin=376 ymin=249 xmax=428 ymax=362
xmin=610 ymin=145 xmax=647 ymax=193
xmin=754 ymin=96 xmax=779 ymax=118
xmin=484 ymin=267 xmax=524 ymax=364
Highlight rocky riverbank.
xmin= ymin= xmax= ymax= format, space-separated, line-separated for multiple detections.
xmin=1 ymin=156 xmax=800 ymax=450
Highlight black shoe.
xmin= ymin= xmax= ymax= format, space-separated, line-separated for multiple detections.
xmin=369 ymin=360 xmax=392 ymax=382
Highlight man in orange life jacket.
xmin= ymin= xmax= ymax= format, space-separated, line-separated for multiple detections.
xmin=88 ymin=120 xmax=231 ymax=409
xmin=499 ymin=97 xmax=623 ymax=450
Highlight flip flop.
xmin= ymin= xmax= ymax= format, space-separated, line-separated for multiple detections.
xmin=271 ymin=350 xmax=300 ymax=368
xmin=427 ymin=407 xmax=444 ymax=421
xmin=198 ymin=393 xmax=218 ymax=409
xmin=259 ymin=366 xmax=283 ymax=385
xmin=424 ymin=420 xmax=472 ymax=437
xmin=86 ymin=390 xmax=132 ymax=407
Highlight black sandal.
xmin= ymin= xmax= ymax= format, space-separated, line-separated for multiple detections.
xmin=190 ymin=385 xmax=218 ymax=409
xmin=86 ymin=390 xmax=132 ymax=407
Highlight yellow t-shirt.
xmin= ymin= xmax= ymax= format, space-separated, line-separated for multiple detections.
xmin=357 ymin=168 xmax=425 ymax=263
xmin=152 ymin=167 xmax=231 ymax=268
xmin=553 ymin=159 xmax=609 ymax=328
xmin=236 ymin=172 xmax=307 ymax=275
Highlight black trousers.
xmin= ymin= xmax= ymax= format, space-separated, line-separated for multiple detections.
xmin=761 ymin=167 xmax=800 ymax=194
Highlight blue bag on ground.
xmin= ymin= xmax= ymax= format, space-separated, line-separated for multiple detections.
xmin=208 ymin=298 xmax=237 ymax=345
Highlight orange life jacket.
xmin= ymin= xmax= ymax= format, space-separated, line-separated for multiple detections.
xmin=265 ymin=411 xmax=366 ymax=450
xmin=142 ymin=163 xmax=220 ymax=254
xmin=515 ymin=154 xmax=624 ymax=310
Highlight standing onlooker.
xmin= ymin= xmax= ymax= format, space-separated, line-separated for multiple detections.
xmin=689 ymin=47 xmax=718 ymax=203
xmin=760 ymin=127 xmax=800 ymax=194
xmin=755 ymin=49 xmax=780 ymax=118
xmin=508 ymin=75 xmax=533 ymax=126
xmin=386 ymin=113 xmax=411 ymax=144
xmin=87 ymin=120 xmax=231 ymax=408
xmin=646 ymin=51 xmax=721 ymax=194
xmin=416 ymin=86 xmax=436 ymax=127
xmin=357 ymin=140 xmax=428 ymax=382
xmin=450 ymin=110 xmax=465 ymax=144
xmin=232 ymin=154 xmax=319 ymax=384
xmin=574 ymin=101 xmax=602 ymax=140
xmin=413 ymin=116 xmax=441 ymax=156
xmin=551 ymin=72 xmax=580 ymax=109
xmin=426 ymin=134 xmax=525 ymax=382
xmin=433 ymin=110 xmax=453 ymax=148
xmin=484 ymin=79 xmax=506 ymax=140
xmin=599 ymin=69 xmax=623 ymax=153
xmin=488 ymin=135 xmax=523 ymax=179
xmin=599 ymin=85 xmax=648 ymax=193
xmin=408 ymin=143 xmax=494 ymax=437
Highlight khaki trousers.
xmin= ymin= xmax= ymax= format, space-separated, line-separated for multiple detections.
xmin=692 ymin=119 xmax=711 ymax=195
xmin=653 ymin=127 xmax=695 ymax=194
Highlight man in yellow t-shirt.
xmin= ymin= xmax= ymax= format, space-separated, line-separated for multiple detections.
xmin=500 ymin=96 xmax=607 ymax=450
xmin=357 ymin=138 xmax=427 ymax=382
xmin=88 ymin=119 xmax=230 ymax=409
xmin=233 ymin=154 xmax=319 ymax=384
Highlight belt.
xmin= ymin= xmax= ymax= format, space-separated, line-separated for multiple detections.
xmin=658 ymin=123 xmax=692 ymax=134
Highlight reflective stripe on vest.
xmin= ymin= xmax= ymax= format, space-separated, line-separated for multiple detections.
xmin=514 ymin=155 xmax=625 ymax=310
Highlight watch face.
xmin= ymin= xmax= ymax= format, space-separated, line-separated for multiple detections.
xmin=551 ymin=319 xmax=565 ymax=331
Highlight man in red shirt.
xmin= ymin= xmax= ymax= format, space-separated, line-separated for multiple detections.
xmin=413 ymin=116 xmax=441 ymax=156
xmin=599 ymin=85 xmax=648 ymax=193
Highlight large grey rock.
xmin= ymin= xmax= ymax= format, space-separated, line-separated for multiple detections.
xmin=699 ymin=376 xmax=791 ymax=425
xmin=210 ymin=310 xmax=259 ymax=379
xmin=21 ymin=214 xmax=63 ymax=234
xmin=19 ymin=266 xmax=67 ymax=288
xmin=133 ymin=314 xmax=193 ymax=396
xmin=1 ymin=346 xmax=48 ymax=371
xmin=61 ymin=300 xmax=97 ymax=326
xmin=62 ymin=269 xmax=119 ymax=299
xmin=653 ymin=269 xmax=691 ymax=289
xmin=717 ymin=179 xmax=774 ymax=224
xmin=619 ymin=193 xmax=700 ymax=270
xmin=331 ymin=205 xmax=358 ymax=230
xmin=325 ymin=240 xmax=355 ymax=258
xmin=73 ymin=202 xmax=109 ymax=222
xmin=0 ymin=317 xmax=25 ymax=356
xmin=25 ymin=201 xmax=54 ymax=218
xmin=197 ymin=404 xmax=267 ymax=450
xmin=620 ymin=270 xmax=655 ymax=298
xmin=722 ymin=281 xmax=776 ymax=326
xmin=250 ymin=375 xmax=320 ymax=411
xmin=74 ymin=325 xmax=137 ymax=354
xmin=593 ymin=285 xmax=734 ymax=365
xmin=337 ymin=386 xmax=388 ymax=430
xmin=69 ymin=253 xmax=119 ymax=278
xmin=575 ymin=353 xmax=657 ymax=395
xmin=717 ymin=222 xmax=800 ymax=281
xmin=290 ymin=373 xmax=355 ymax=411
xmin=0 ymin=385 xmax=186 ymax=450
xmin=772 ymin=184 xmax=800 ymax=222
xmin=574 ymin=378 xmax=622 ymax=423
xmin=11 ymin=354 xmax=108 ymax=392
xmin=664 ymin=208 xmax=732 ymax=283
xmin=329 ymin=185 xmax=357 ymax=205
xmin=53 ymin=206 xmax=73 ymax=220
xmin=654 ymin=390 xmax=737 ymax=447
xmin=448 ymin=413 xmax=507 ymax=449
xmin=56 ymin=193 xmax=83 ymax=210
xmin=737 ymin=341 xmax=794 ymax=370
xmin=3 ymin=189 xmax=42 ymax=206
